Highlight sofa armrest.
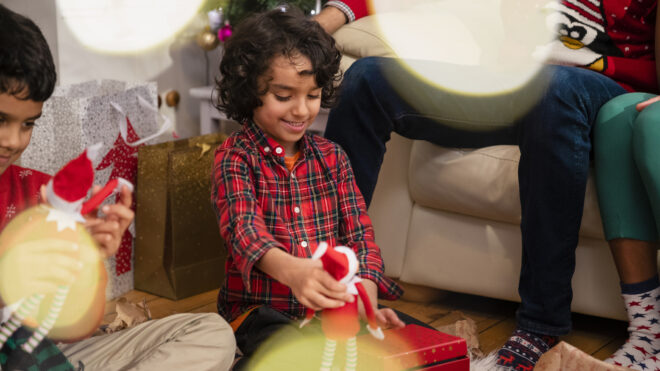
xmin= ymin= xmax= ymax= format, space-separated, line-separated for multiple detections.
xmin=369 ymin=134 xmax=414 ymax=278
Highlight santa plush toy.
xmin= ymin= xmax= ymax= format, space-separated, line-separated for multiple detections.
xmin=300 ymin=242 xmax=384 ymax=371
xmin=0 ymin=143 xmax=132 ymax=353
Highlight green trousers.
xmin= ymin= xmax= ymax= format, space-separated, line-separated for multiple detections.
xmin=595 ymin=92 xmax=660 ymax=241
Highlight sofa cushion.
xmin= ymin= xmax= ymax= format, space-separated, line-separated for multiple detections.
xmin=407 ymin=141 xmax=605 ymax=240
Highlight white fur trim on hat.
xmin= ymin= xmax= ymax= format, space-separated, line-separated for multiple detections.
xmin=311 ymin=242 xmax=328 ymax=260
xmin=46 ymin=180 xmax=85 ymax=223
xmin=334 ymin=246 xmax=358 ymax=284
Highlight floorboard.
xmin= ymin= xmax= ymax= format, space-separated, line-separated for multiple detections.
xmin=106 ymin=287 xmax=627 ymax=361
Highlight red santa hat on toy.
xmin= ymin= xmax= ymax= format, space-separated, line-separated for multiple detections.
xmin=311 ymin=242 xmax=360 ymax=292
xmin=46 ymin=143 xmax=133 ymax=222
xmin=304 ymin=242 xmax=385 ymax=339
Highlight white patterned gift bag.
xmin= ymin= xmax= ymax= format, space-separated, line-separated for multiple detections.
xmin=20 ymin=80 xmax=168 ymax=299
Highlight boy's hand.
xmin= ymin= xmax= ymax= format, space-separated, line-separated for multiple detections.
xmin=257 ymin=249 xmax=354 ymax=311
xmin=84 ymin=185 xmax=134 ymax=258
xmin=286 ymin=257 xmax=354 ymax=310
xmin=42 ymin=184 xmax=135 ymax=258
xmin=375 ymin=307 xmax=405 ymax=330
xmin=360 ymin=279 xmax=405 ymax=329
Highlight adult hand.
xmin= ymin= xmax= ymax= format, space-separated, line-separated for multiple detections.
xmin=313 ymin=6 xmax=348 ymax=34
xmin=636 ymin=95 xmax=660 ymax=111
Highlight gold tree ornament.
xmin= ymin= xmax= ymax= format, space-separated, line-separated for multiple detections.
xmin=196 ymin=27 xmax=219 ymax=51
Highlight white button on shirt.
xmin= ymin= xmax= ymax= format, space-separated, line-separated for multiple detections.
xmin=264 ymin=147 xmax=271 ymax=153
xmin=275 ymin=147 xmax=283 ymax=155
xmin=300 ymin=241 xmax=308 ymax=248
xmin=294 ymin=206 xmax=300 ymax=214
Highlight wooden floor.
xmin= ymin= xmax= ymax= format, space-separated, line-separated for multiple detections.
xmin=104 ymin=284 xmax=627 ymax=361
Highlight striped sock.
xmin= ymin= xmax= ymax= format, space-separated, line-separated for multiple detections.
xmin=495 ymin=329 xmax=558 ymax=370
xmin=606 ymin=277 xmax=660 ymax=367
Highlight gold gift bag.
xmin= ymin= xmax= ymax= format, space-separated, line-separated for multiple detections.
xmin=134 ymin=133 xmax=227 ymax=300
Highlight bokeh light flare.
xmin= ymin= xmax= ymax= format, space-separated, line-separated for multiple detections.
xmin=56 ymin=0 xmax=206 ymax=54
xmin=369 ymin=0 xmax=554 ymax=95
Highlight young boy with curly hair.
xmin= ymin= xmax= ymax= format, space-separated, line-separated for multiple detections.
xmin=212 ymin=6 xmax=405 ymax=368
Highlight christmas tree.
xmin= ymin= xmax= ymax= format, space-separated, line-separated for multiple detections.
xmin=226 ymin=0 xmax=317 ymax=25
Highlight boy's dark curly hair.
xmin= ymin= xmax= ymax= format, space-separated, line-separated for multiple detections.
xmin=216 ymin=5 xmax=342 ymax=123
xmin=0 ymin=4 xmax=57 ymax=102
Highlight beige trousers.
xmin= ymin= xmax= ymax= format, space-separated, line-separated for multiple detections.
xmin=58 ymin=313 xmax=236 ymax=371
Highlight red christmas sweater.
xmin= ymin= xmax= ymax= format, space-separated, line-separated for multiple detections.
xmin=544 ymin=0 xmax=658 ymax=93
xmin=0 ymin=165 xmax=50 ymax=232
xmin=328 ymin=0 xmax=658 ymax=93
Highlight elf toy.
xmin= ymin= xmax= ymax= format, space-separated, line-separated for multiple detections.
xmin=300 ymin=242 xmax=384 ymax=371
xmin=0 ymin=144 xmax=132 ymax=352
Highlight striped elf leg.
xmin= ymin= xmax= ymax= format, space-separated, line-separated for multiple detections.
xmin=345 ymin=337 xmax=358 ymax=371
xmin=320 ymin=338 xmax=337 ymax=371
xmin=22 ymin=285 xmax=69 ymax=353
xmin=0 ymin=293 xmax=45 ymax=349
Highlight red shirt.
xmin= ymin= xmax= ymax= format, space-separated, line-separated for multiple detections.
xmin=0 ymin=165 xmax=51 ymax=231
xmin=212 ymin=121 xmax=402 ymax=322
xmin=325 ymin=0 xmax=369 ymax=22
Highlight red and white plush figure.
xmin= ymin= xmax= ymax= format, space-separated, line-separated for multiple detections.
xmin=0 ymin=143 xmax=133 ymax=353
xmin=300 ymin=242 xmax=384 ymax=371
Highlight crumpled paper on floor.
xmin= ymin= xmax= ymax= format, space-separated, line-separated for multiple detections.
xmin=535 ymin=341 xmax=628 ymax=371
xmin=100 ymin=297 xmax=152 ymax=334
xmin=434 ymin=310 xmax=483 ymax=359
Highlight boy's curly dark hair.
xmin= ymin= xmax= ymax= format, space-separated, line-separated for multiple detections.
xmin=0 ymin=4 xmax=57 ymax=102
xmin=216 ymin=5 xmax=342 ymax=123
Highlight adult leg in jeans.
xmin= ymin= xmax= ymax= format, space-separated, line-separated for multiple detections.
xmin=515 ymin=66 xmax=627 ymax=335
xmin=325 ymin=56 xmax=523 ymax=206
xmin=326 ymin=58 xmax=627 ymax=368
xmin=496 ymin=66 xmax=627 ymax=369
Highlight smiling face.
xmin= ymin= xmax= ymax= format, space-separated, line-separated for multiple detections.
xmin=252 ymin=53 xmax=322 ymax=156
xmin=0 ymin=92 xmax=42 ymax=175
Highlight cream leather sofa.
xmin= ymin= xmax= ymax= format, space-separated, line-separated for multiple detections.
xmin=332 ymin=13 xmax=629 ymax=321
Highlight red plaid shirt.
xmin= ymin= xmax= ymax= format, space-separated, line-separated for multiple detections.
xmin=212 ymin=121 xmax=402 ymax=322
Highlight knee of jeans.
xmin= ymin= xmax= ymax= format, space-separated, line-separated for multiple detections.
xmin=343 ymin=57 xmax=387 ymax=91
xmin=546 ymin=66 xmax=614 ymax=101
xmin=544 ymin=67 xmax=586 ymax=97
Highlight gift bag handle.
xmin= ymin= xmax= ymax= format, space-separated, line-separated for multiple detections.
xmin=110 ymin=95 xmax=173 ymax=147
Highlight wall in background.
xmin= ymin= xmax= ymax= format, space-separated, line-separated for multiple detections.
xmin=5 ymin=1 xmax=222 ymax=139
xmin=4 ymin=0 xmax=60 ymax=84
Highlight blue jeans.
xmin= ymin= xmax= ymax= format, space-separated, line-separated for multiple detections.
xmin=325 ymin=57 xmax=627 ymax=336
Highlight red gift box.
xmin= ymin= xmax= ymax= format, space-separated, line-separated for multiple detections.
xmin=357 ymin=324 xmax=469 ymax=370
